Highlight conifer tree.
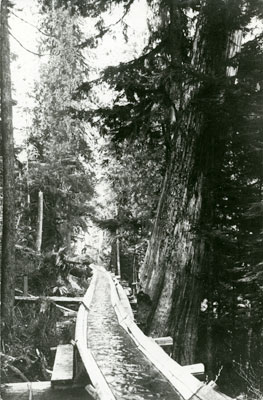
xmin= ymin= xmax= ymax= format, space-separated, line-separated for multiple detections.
xmin=1 ymin=0 xmax=16 ymax=333
xmin=28 ymin=6 xmax=94 ymax=251
xmin=78 ymin=0 xmax=263 ymax=372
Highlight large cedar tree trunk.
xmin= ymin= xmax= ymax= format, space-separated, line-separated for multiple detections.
xmin=1 ymin=0 xmax=16 ymax=332
xmin=140 ymin=2 xmax=241 ymax=365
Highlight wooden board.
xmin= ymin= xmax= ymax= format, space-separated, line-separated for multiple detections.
xmin=1 ymin=382 xmax=51 ymax=400
xmin=153 ymin=336 xmax=173 ymax=346
xmin=191 ymin=382 xmax=234 ymax=400
xmin=75 ymin=269 xmax=116 ymax=400
xmin=51 ymin=344 xmax=74 ymax=385
xmin=15 ymin=296 xmax=82 ymax=303
xmin=114 ymin=280 xmax=134 ymax=321
xmin=75 ymin=304 xmax=116 ymax=400
xmin=183 ymin=363 xmax=205 ymax=380
xmin=108 ymin=272 xmax=232 ymax=400
xmin=1 ymin=382 xmax=93 ymax=400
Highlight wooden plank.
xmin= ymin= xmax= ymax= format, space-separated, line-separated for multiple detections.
xmin=114 ymin=280 xmax=134 ymax=321
xmin=75 ymin=270 xmax=116 ymax=400
xmin=1 ymin=382 xmax=93 ymax=400
xmin=75 ymin=304 xmax=116 ymax=400
xmin=54 ymin=303 xmax=77 ymax=316
xmin=108 ymin=272 xmax=230 ymax=400
xmin=108 ymin=272 xmax=203 ymax=399
xmin=51 ymin=344 xmax=73 ymax=384
xmin=23 ymin=275 xmax=28 ymax=296
xmin=153 ymin=336 xmax=173 ymax=346
xmin=109 ymin=272 xmax=231 ymax=400
xmin=15 ymin=296 xmax=82 ymax=303
xmin=183 ymin=363 xmax=205 ymax=379
xmin=191 ymin=381 xmax=233 ymax=400
xmin=1 ymin=382 xmax=51 ymax=400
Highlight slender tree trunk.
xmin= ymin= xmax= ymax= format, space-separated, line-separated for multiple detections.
xmin=116 ymin=230 xmax=121 ymax=277
xmin=36 ymin=190 xmax=43 ymax=253
xmin=1 ymin=0 xmax=16 ymax=333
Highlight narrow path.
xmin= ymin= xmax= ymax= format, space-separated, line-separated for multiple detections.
xmin=87 ymin=269 xmax=181 ymax=400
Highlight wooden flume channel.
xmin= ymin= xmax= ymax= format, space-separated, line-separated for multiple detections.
xmin=74 ymin=265 xmax=234 ymax=400
xmin=2 ymin=265 xmax=234 ymax=399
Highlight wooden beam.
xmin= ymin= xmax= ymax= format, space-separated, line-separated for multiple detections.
xmin=1 ymin=381 xmax=51 ymax=400
xmin=182 ymin=363 xmax=205 ymax=379
xmin=108 ymin=272 xmax=230 ymax=399
xmin=23 ymin=275 xmax=28 ymax=296
xmin=108 ymin=273 xmax=204 ymax=399
xmin=191 ymin=381 xmax=231 ymax=400
xmin=51 ymin=344 xmax=74 ymax=386
xmin=75 ymin=270 xmax=116 ymax=400
xmin=153 ymin=336 xmax=173 ymax=347
xmin=54 ymin=303 xmax=77 ymax=316
xmin=15 ymin=296 xmax=82 ymax=303
xmin=1 ymin=381 xmax=92 ymax=399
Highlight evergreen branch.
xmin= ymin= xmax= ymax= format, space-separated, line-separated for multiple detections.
xmin=79 ymin=0 xmax=134 ymax=47
xmin=9 ymin=30 xmax=45 ymax=56
xmin=107 ymin=42 xmax=164 ymax=70
xmin=76 ymin=42 xmax=164 ymax=95
xmin=100 ymin=0 xmax=134 ymax=32
xmin=10 ymin=10 xmax=53 ymax=37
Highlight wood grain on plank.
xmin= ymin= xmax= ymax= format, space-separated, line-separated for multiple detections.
xmin=15 ymin=296 xmax=82 ymax=303
xmin=51 ymin=344 xmax=74 ymax=384
xmin=108 ymin=272 xmax=233 ymax=400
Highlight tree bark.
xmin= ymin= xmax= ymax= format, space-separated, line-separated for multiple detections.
xmin=1 ymin=0 xmax=16 ymax=332
xmin=140 ymin=3 xmax=242 ymax=365
xmin=140 ymin=115 xmax=206 ymax=364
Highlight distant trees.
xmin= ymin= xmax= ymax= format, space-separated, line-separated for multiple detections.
xmin=1 ymin=0 xmax=16 ymax=333
xmin=27 ymin=6 xmax=95 ymax=252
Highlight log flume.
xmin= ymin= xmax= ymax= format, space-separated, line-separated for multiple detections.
xmin=2 ymin=264 xmax=234 ymax=399
xmin=75 ymin=265 xmax=234 ymax=400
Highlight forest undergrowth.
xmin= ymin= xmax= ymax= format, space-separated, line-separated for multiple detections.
xmin=1 ymin=249 xmax=92 ymax=384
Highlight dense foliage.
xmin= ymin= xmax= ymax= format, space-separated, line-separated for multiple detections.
xmin=26 ymin=6 xmax=95 ymax=251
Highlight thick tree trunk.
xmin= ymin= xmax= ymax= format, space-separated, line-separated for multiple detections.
xmin=1 ymin=0 xmax=16 ymax=332
xmin=140 ymin=4 xmax=242 ymax=365
xmin=140 ymin=112 xmax=206 ymax=364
